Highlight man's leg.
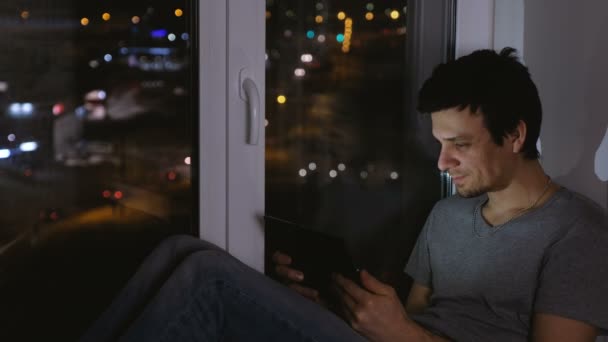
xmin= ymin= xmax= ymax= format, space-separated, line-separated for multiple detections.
xmin=81 ymin=235 xmax=222 ymax=342
xmin=118 ymin=249 xmax=366 ymax=342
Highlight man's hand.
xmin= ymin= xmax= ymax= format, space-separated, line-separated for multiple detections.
xmin=333 ymin=270 xmax=447 ymax=342
xmin=332 ymin=269 xmax=413 ymax=341
xmin=272 ymin=251 xmax=324 ymax=305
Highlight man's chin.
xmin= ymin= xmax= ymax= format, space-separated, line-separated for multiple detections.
xmin=455 ymin=186 xmax=486 ymax=198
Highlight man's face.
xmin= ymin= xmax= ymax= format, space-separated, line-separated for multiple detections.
xmin=431 ymin=107 xmax=517 ymax=197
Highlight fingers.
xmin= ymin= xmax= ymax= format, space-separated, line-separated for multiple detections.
xmin=271 ymin=250 xmax=292 ymax=265
xmin=289 ymin=283 xmax=321 ymax=303
xmin=333 ymin=273 xmax=367 ymax=301
xmin=272 ymin=251 xmax=304 ymax=283
xmin=275 ymin=265 xmax=304 ymax=282
xmin=360 ymin=270 xmax=392 ymax=295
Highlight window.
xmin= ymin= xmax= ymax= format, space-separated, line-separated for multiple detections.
xmin=0 ymin=1 xmax=196 ymax=339
xmin=265 ymin=0 xmax=455 ymax=297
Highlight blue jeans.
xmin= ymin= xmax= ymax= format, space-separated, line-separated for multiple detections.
xmin=80 ymin=235 xmax=366 ymax=341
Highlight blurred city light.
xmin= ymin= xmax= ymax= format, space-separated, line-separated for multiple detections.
xmin=265 ymin=119 xmax=269 ymax=127
xmin=168 ymin=33 xmax=176 ymax=41
xmin=329 ymin=170 xmax=338 ymax=178
xmin=0 ymin=149 xmax=10 ymax=159
xmin=285 ymin=10 xmax=295 ymax=18
xmin=337 ymin=12 xmax=346 ymax=20
xmin=102 ymin=190 xmax=112 ymax=198
xmin=300 ymin=54 xmax=313 ymax=63
xmin=104 ymin=54 xmax=113 ymax=62
xmin=336 ymin=34 xmax=345 ymax=43
xmin=80 ymin=17 xmax=89 ymax=26
xmin=184 ymin=156 xmax=191 ymax=165
xmin=390 ymin=171 xmax=399 ymax=180
xmin=102 ymin=13 xmax=111 ymax=21
xmin=276 ymin=95 xmax=287 ymax=104
xmin=22 ymin=103 xmax=33 ymax=113
xmin=266 ymin=11 xmax=272 ymax=19
xmin=89 ymin=60 xmax=100 ymax=68
xmin=315 ymin=3 xmax=324 ymax=11
xmin=306 ymin=30 xmax=315 ymax=39
xmin=294 ymin=68 xmax=306 ymax=77
xmin=7 ymin=134 xmax=16 ymax=142
xmin=298 ymin=169 xmax=307 ymax=177
xmin=365 ymin=12 xmax=374 ymax=21
xmin=308 ymin=162 xmax=317 ymax=171
xmin=174 ymin=9 xmax=184 ymax=17
xmin=390 ymin=10 xmax=400 ymax=20
xmin=283 ymin=30 xmax=292 ymax=38
xmin=338 ymin=163 xmax=346 ymax=171
xmin=366 ymin=3 xmax=375 ymax=11
xmin=167 ymin=171 xmax=177 ymax=181
xmin=315 ymin=15 xmax=324 ymax=24
xmin=21 ymin=11 xmax=30 ymax=20
xmin=52 ymin=103 xmax=65 ymax=116
xmin=360 ymin=171 xmax=369 ymax=179
xmin=151 ymin=29 xmax=168 ymax=39
xmin=131 ymin=16 xmax=140 ymax=24
xmin=9 ymin=103 xmax=34 ymax=117
xmin=19 ymin=141 xmax=38 ymax=152
xmin=317 ymin=34 xmax=326 ymax=43
xmin=181 ymin=33 xmax=190 ymax=41
xmin=113 ymin=191 xmax=123 ymax=200
xmin=342 ymin=18 xmax=353 ymax=53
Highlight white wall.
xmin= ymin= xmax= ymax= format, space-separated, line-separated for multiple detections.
xmin=524 ymin=0 xmax=608 ymax=210
xmin=456 ymin=0 xmax=495 ymax=57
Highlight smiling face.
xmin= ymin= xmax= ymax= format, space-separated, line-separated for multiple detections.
xmin=431 ymin=107 xmax=521 ymax=198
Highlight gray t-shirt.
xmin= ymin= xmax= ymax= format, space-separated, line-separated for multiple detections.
xmin=405 ymin=187 xmax=608 ymax=341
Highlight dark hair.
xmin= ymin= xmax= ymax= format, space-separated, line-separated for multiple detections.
xmin=417 ymin=47 xmax=542 ymax=160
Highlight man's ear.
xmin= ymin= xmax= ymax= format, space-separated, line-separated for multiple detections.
xmin=509 ymin=120 xmax=527 ymax=153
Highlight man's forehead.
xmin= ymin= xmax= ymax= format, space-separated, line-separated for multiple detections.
xmin=431 ymin=108 xmax=485 ymax=139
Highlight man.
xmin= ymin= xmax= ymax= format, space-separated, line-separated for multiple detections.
xmin=82 ymin=48 xmax=607 ymax=341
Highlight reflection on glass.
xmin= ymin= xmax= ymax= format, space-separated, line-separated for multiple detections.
xmin=265 ymin=0 xmax=441 ymax=295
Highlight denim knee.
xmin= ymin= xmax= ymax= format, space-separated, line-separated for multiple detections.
xmin=156 ymin=234 xmax=223 ymax=255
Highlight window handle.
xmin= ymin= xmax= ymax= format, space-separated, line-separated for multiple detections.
xmin=239 ymin=69 xmax=260 ymax=145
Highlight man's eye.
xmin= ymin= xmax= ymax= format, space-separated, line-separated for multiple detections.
xmin=455 ymin=143 xmax=469 ymax=148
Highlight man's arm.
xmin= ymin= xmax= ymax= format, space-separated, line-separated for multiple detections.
xmin=531 ymin=313 xmax=598 ymax=342
xmin=405 ymin=282 xmax=432 ymax=315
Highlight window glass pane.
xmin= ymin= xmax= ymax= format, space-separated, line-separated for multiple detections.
xmin=0 ymin=1 xmax=196 ymax=339
xmin=265 ymin=0 xmax=442 ymax=296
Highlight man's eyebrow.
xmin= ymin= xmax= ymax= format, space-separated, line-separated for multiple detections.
xmin=441 ymin=135 xmax=472 ymax=142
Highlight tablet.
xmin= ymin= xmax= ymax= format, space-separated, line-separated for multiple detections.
xmin=264 ymin=216 xmax=361 ymax=298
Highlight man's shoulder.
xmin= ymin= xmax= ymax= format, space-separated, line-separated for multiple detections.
xmin=552 ymin=187 xmax=606 ymax=221
xmin=548 ymin=187 xmax=607 ymax=235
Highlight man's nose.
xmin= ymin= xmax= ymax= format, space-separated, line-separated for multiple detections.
xmin=437 ymin=147 xmax=459 ymax=172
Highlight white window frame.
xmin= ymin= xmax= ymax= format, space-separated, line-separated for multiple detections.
xmin=199 ymin=0 xmax=266 ymax=272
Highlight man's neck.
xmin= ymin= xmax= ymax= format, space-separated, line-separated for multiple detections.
xmin=485 ymin=160 xmax=557 ymax=214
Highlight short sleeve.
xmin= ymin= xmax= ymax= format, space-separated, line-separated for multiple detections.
xmin=534 ymin=219 xmax=608 ymax=331
xmin=404 ymin=211 xmax=434 ymax=288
